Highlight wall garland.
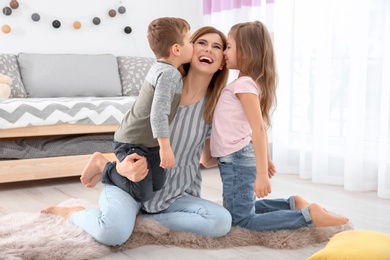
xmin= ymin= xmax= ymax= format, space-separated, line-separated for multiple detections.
xmin=1 ymin=0 xmax=132 ymax=34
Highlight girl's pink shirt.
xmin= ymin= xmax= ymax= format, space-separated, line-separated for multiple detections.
xmin=210 ymin=76 xmax=259 ymax=157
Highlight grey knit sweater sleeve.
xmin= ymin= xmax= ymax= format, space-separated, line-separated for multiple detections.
xmin=147 ymin=62 xmax=182 ymax=138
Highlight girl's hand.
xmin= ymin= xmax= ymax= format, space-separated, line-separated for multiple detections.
xmin=254 ymin=174 xmax=272 ymax=198
xmin=268 ymin=160 xmax=276 ymax=178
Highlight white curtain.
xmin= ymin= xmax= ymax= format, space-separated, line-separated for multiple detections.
xmin=204 ymin=0 xmax=390 ymax=199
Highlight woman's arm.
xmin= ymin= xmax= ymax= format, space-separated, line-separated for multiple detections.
xmin=200 ymin=139 xmax=218 ymax=168
xmin=116 ymin=153 xmax=149 ymax=182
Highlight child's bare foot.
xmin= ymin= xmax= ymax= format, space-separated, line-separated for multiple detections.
xmin=80 ymin=152 xmax=108 ymax=188
xmin=309 ymin=203 xmax=349 ymax=227
xmin=294 ymin=195 xmax=310 ymax=210
xmin=294 ymin=195 xmax=328 ymax=212
xmin=41 ymin=206 xmax=85 ymax=220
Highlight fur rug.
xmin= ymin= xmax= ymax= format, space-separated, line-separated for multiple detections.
xmin=0 ymin=199 xmax=352 ymax=260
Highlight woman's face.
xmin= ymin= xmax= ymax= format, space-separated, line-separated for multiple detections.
xmin=190 ymin=33 xmax=224 ymax=74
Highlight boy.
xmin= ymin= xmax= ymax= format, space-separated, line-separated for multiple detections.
xmin=83 ymin=17 xmax=193 ymax=202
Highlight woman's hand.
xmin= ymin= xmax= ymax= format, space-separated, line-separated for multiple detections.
xmin=116 ymin=153 xmax=149 ymax=182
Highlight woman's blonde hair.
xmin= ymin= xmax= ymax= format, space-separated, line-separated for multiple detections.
xmin=182 ymin=26 xmax=229 ymax=124
xmin=229 ymin=21 xmax=277 ymax=129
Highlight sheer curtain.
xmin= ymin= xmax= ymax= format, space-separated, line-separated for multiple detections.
xmin=203 ymin=0 xmax=390 ymax=199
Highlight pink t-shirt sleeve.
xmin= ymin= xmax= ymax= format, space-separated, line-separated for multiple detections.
xmin=233 ymin=77 xmax=259 ymax=96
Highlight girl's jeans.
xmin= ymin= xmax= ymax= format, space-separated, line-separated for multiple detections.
xmin=70 ymin=184 xmax=232 ymax=246
xmin=217 ymin=142 xmax=313 ymax=231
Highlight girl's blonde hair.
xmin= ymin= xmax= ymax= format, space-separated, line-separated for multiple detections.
xmin=182 ymin=26 xmax=229 ymax=124
xmin=229 ymin=21 xmax=277 ymax=129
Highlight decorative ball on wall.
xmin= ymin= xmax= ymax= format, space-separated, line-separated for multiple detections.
xmin=73 ymin=21 xmax=81 ymax=29
xmin=118 ymin=6 xmax=126 ymax=14
xmin=10 ymin=0 xmax=19 ymax=9
xmin=2 ymin=24 xmax=11 ymax=34
xmin=92 ymin=17 xmax=101 ymax=25
xmin=31 ymin=13 xmax=40 ymax=22
xmin=124 ymin=26 xmax=132 ymax=34
xmin=52 ymin=20 xmax=61 ymax=29
xmin=108 ymin=9 xmax=116 ymax=17
xmin=2 ymin=7 xmax=12 ymax=15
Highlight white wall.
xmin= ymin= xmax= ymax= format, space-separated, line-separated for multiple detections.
xmin=0 ymin=0 xmax=203 ymax=57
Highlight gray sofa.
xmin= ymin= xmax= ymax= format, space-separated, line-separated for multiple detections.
xmin=0 ymin=53 xmax=155 ymax=183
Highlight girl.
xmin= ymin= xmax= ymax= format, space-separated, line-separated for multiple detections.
xmin=210 ymin=21 xmax=348 ymax=231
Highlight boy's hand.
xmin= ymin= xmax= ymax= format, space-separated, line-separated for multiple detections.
xmin=159 ymin=146 xmax=175 ymax=169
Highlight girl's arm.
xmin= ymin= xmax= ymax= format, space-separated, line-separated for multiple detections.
xmin=237 ymin=92 xmax=271 ymax=198
xmin=266 ymin=132 xmax=276 ymax=178
xmin=200 ymin=139 xmax=218 ymax=168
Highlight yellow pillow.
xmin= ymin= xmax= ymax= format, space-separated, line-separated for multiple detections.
xmin=308 ymin=230 xmax=390 ymax=260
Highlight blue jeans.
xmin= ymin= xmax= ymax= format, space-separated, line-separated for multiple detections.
xmin=70 ymin=184 xmax=231 ymax=246
xmin=217 ymin=142 xmax=313 ymax=231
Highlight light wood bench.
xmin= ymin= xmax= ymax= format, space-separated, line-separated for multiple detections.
xmin=0 ymin=124 xmax=117 ymax=183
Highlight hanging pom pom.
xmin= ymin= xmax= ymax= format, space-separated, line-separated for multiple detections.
xmin=31 ymin=13 xmax=40 ymax=22
xmin=118 ymin=6 xmax=126 ymax=14
xmin=52 ymin=20 xmax=61 ymax=29
xmin=10 ymin=0 xmax=19 ymax=9
xmin=2 ymin=24 xmax=11 ymax=34
xmin=2 ymin=7 xmax=12 ymax=15
xmin=108 ymin=9 xmax=116 ymax=17
xmin=92 ymin=17 xmax=101 ymax=25
xmin=73 ymin=21 xmax=81 ymax=29
xmin=124 ymin=26 xmax=132 ymax=34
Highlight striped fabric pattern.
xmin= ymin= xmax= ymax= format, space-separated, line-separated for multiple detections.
xmin=142 ymin=97 xmax=211 ymax=213
xmin=203 ymin=0 xmax=274 ymax=14
xmin=0 ymin=96 xmax=136 ymax=129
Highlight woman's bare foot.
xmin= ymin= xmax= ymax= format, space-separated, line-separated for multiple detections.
xmin=41 ymin=206 xmax=85 ymax=220
xmin=294 ymin=195 xmax=310 ymax=210
xmin=309 ymin=203 xmax=349 ymax=227
xmin=80 ymin=152 xmax=109 ymax=188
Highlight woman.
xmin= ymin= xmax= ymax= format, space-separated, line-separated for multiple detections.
xmin=42 ymin=26 xmax=232 ymax=246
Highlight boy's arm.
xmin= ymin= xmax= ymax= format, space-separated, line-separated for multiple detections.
xmin=157 ymin=137 xmax=175 ymax=168
xmin=151 ymin=68 xmax=181 ymax=168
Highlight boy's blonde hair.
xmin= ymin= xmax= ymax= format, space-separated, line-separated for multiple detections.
xmin=147 ymin=17 xmax=191 ymax=59
xmin=229 ymin=21 xmax=277 ymax=129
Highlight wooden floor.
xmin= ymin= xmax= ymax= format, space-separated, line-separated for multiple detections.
xmin=1 ymin=167 xmax=389 ymax=260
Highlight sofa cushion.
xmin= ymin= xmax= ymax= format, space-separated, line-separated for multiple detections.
xmin=18 ymin=53 xmax=123 ymax=98
xmin=117 ymin=56 xmax=155 ymax=96
xmin=0 ymin=53 xmax=27 ymax=98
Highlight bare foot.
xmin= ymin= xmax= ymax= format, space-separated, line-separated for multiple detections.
xmin=294 ymin=195 xmax=310 ymax=210
xmin=309 ymin=203 xmax=349 ymax=227
xmin=41 ymin=206 xmax=85 ymax=220
xmin=80 ymin=152 xmax=109 ymax=188
xmin=294 ymin=195 xmax=328 ymax=212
